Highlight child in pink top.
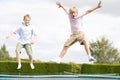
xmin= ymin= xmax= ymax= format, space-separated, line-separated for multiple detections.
xmin=52 ymin=1 xmax=101 ymax=63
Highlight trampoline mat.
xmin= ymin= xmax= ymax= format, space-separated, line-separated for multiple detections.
xmin=0 ymin=74 xmax=120 ymax=80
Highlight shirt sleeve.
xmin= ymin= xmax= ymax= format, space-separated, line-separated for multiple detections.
xmin=13 ymin=27 xmax=21 ymax=35
xmin=32 ymin=27 xmax=37 ymax=36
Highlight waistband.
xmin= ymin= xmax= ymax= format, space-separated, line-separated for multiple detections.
xmin=72 ymin=31 xmax=84 ymax=35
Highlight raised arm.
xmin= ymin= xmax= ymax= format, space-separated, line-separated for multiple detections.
xmin=56 ymin=2 xmax=67 ymax=13
xmin=85 ymin=0 xmax=101 ymax=14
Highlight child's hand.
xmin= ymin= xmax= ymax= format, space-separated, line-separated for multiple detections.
xmin=6 ymin=32 xmax=13 ymax=39
xmin=6 ymin=35 xmax=11 ymax=39
xmin=6 ymin=36 xmax=9 ymax=39
xmin=56 ymin=2 xmax=62 ymax=8
xmin=97 ymin=0 xmax=102 ymax=8
xmin=31 ymin=41 xmax=35 ymax=45
xmin=31 ymin=35 xmax=37 ymax=45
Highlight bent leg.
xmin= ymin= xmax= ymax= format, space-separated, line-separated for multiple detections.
xmin=24 ymin=44 xmax=34 ymax=69
xmin=59 ymin=34 xmax=77 ymax=58
xmin=16 ymin=51 xmax=21 ymax=66
xmin=24 ymin=44 xmax=33 ymax=63
xmin=82 ymin=40 xmax=96 ymax=61
xmin=16 ymin=43 xmax=23 ymax=69
xmin=82 ymin=40 xmax=91 ymax=55
xmin=59 ymin=46 xmax=69 ymax=58
xmin=51 ymin=34 xmax=77 ymax=63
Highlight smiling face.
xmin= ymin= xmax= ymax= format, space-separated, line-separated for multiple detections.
xmin=23 ymin=14 xmax=31 ymax=26
xmin=69 ymin=7 xmax=78 ymax=18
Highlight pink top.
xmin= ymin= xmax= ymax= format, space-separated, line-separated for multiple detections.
xmin=66 ymin=12 xmax=86 ymax=34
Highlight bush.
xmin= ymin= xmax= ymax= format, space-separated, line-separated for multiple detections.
xmin=69 ymin=62 xmax=80 ymax=74
xmin=0 ymin=61 xmax=80 ymax=75
xmin=81 ymin=64 xmax=120 ymax=74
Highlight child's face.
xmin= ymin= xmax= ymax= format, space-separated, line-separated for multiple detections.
xmin=70 ymin=11 xmax=78 ymax=18
xmin=24 ymin=17 xmax=31 ymax=26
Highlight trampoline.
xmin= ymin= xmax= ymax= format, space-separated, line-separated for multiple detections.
xmin=0 ymin=74 xmax=120 ymax=80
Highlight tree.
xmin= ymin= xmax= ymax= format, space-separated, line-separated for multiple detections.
xmin=90 ymin=37 xmax=120 ymax=64
xmin=0 ymin=44 xmax=11 ymax=60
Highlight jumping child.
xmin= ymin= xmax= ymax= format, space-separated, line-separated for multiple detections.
xmin=6 ymin=14 xmax=37 ymax=69
xmin=52 ymin=1 xmax=101 ymax=63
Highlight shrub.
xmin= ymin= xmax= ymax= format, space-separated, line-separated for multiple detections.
xmin=0 ymin=61 xmax=80 ymax=75
xmin=81 ymin=64 xmax=120 ymax=74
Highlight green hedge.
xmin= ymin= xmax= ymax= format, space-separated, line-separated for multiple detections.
xmin=81 ymin=64 xmax=120 ymax=74
xmin=0 ymin=61 xmax=80 ymax=75
xmin=1 ymin=61 xmax=120 ymax=75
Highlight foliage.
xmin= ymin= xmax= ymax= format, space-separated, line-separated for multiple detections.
xmin=90 ymin=37 xmax=120 ymax=64
xmin=69 ymin=62 xmax=80 ymax=74
xmin=0 ymin=44 xmax=11 ymax=60
xmin=81 ymin=64 xmax=120 ymax=74
xmin=0 ymin=61 xmax=80 ymax=75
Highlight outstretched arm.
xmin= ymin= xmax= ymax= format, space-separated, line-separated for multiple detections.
xmin=56 ymin=2 xmax=67 ymax=13
xmin=85 ymin=0 xmax=101 ymax=15
xmin=6 ymin=32 xmax=14 ymax=39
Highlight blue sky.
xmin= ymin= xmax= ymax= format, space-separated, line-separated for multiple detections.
xmin=0 ymin=0 xmax=120 ymax=64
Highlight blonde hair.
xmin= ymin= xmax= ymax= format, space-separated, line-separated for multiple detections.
xmin=69 ymin=7 xmax=78 ymax=14
xmin=23 ymin=14 xmax=31 ymax=20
